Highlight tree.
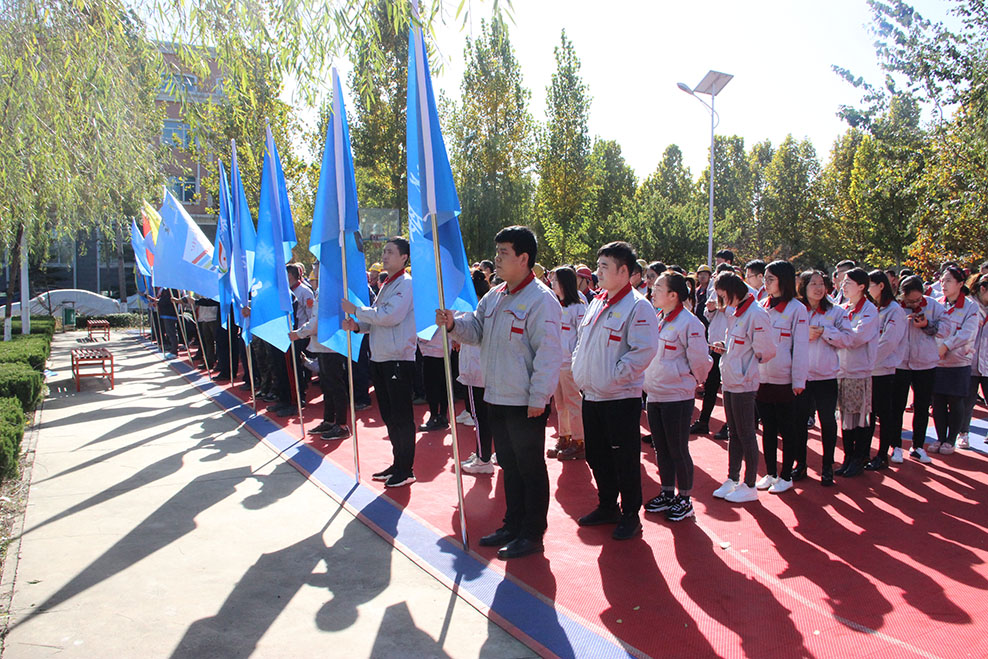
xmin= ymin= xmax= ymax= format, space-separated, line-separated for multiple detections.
xmin=583 ymin=138 xmax=635 ymax=252
xmin=533 ymin=30 xmax=594 ymax=266
xmin=758 ymin=135 xmax=821 ymax=266
xmin=641 ymin=145 xmax=692 ymax=207
xmin=447 ymin=19 xmax=535 ymax=263
xmin=697 ymin=135 xmax=753 ymax=257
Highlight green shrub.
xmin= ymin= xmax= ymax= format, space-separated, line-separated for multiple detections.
xmin=0 ymin=396 xmax=24 ymax=478
xmin=0 ymin=363 xmax=42 ymax=412
xmin=0 ymin=335 xmax=51 ymax=371
xmin=76 ymin=313 xmax=141 ymax=328
xmin=11 ymin=316 xmax=55 ymax=337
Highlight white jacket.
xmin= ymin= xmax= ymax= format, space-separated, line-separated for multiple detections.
xmin=936 ymin=294 xmax=979 ymax=368
xmin=806 ymin=303 xmax=844 ymax=381
xmin=972 ymin=305 xmax=988 ymax=377
xmin=643 ymin=305 xmax=712 ymax=402
xmin=830 ymin=298 xmax=879 ymax=379
xmin=355 ymin=272 xmax=417 ymax=362
xmin=757 ymin=298 xmax=809 ymax=389
xmin=559 ymin=301 xmax=587 ymax=368
xmin=902 ymin=296 xmax=945 ymax=371
xmin=721 ymin=296 xmax=776 ymax=393
xmin=873 ymin=302 xmax=908 ymax=376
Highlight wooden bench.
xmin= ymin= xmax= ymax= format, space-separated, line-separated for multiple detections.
xmin=87 ymin=319 xmax=110 ymax=341
xmin=71 ymin=347 xmax=114 ymax=391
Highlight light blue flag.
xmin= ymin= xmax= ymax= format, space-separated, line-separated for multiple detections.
xmin=214 ymin=159 xmax=234 ymax=329
xmin=249 ymin=126 xmax=296 ymax=352
xmin=406 ymin=24 xmax=478 ymax=339
xmin=310 ymin=68 xmax=370 ymax=356
xmin=151 ymin=190 xmax=219 ymax=299
xmin=231 ymin=139 xmax=257 ymax=340
xmin=131 ymin=219 xmax=152 ymax=277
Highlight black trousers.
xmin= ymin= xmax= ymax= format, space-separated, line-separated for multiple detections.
xmin=489 ymin=404 xmax=551 ymax=540
xmin=469 ymin=386 xmax=493 ymax=461
xmin=370 ymin=360 xmax=416 ymax=476
xmin=698 ymin=351 xmax=721 ymax=424
xmin=646 ymin=399 xmax=694 ymax=493
xmin=871 ymin=373 xmax=898 ymax=457
xmin=795 ymin=379 xmax=838 ymax=471
xmin=198 ymin=320 xmax=219 ymax=367
xmin=422 ymin=355 xmax=448 ymax=419
xmin=318 ymin=352 xmax=350 ymax=426
xmin=353 ymin=334 xmax=372 ymax=407
xmin=892 ymin=368 xmax=936 ymax=449
xmin=758 ymin=395 xmax=797 ymax=480
xmin=583 ymin=397 xmax=644 ymax=518
xmin=933 ymin=393 xmax=967 ymax=446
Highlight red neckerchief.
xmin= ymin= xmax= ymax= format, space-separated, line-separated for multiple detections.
xmin=942 ymin=293 xmax=966 ymax=315
xmin=845 ymin=297 xmax=866 ymax=320
xmin=756 ymin=286 xmax=767 ymax=301
xmin=763 ymin=296 xmax=787 ymax=312
xmin=589 ymin=282 xmax=633 ymax=327
xmin=383 ymin=270 xmax=404 ymax=287
xmin=657 ymin=302 xmax=684 ymax=332
xmin=734 ymin=295 xmax=755 ymax=317
xmin=506 ymin=270 xmax=536 ymax=295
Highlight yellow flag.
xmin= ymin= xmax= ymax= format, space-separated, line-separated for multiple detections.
xmin=141 ymin=200 xmax=161 ymax=244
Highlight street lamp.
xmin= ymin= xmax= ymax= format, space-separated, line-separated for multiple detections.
xmin=678 ymin=70 xmax=733 ymax=267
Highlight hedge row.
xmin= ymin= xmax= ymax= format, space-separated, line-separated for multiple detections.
xmin=0 ymin=396 xmax=24 ymax=478
xmin=75 ymin=313 xmax=142 ymax=328
xmin=0 ymin=334 xmax=51 ymax=371
xmin=11 ymin=316 xmax=56 ymax=337
xmin=0 ymin=363 xmax=42 ymax=412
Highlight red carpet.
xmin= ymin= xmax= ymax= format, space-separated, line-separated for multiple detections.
xmin=186 ymin=352 xmax=988 ymax=658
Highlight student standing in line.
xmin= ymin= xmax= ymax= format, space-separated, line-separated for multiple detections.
xmin=571 ymin=242 xmax=659 ymax=540
xmin=342 ymin=237 xmax=418 ymax=488
xmin=548 ymin=266 xmax=588 ymax=461
xmin=864 ymin=270 xmax=908 ymax=470
xmin=890 ymin=275 xmax=945 ymax=465
xmin=458 ymin=270 xmax=495 ymax=475
xmin=795 ymin=270 xmax=845 ymax=485
xmin=710 ymin=272 xmax=776 ymax=504
xmin=438 ymin=226 xmax=563 ymax=560
xmin=958 ymin=274 xmax=988 ymax=448
xmin=930 ymin=266 xmax=980 ymax=454
xmin=693 ymin=263 xmax=736 ymax=438
xmin=417 ymin=329 xmax=450 ymax=432
xmin=755 ymin=261 xmax=809 ymax=494
xmin=643 ymin=270 xmax=712 ymax=521
xmin=831 ymin=268 xmax=880 ymax=477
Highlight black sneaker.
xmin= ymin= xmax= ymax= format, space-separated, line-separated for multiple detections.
xmin=864 ymin=455 xmax=888 ymax=471
xmin=355 ymin=401 xmax=372 ymax=411
xmin=385 ymin=473 xmax=416 ymax=488
xmin=641 ymin=434 xmax=653 ymax=446
xmin=372 ymin=466 xmax=395 ymax=482
xmin=644 ymin=491 xmax=677 ymax=514
xmin=665 ymin=495 xmax=695 ymax=522
xmin=321 ymin=424 xmax=351 ymax=441
xmin=577 ymin=507 xmax=621 ymax=526
xmin=612 ymin=516 xmax=642 ymax=540
xmin=418 ymin=416 xmax=449 ymax=432
xmin=714 ymin=424 xmax=730 ymax=440
xmin=689 ymin=421 xmax=709 ymax=435
xmin=309 ymin=421 xmax=333 ymax=434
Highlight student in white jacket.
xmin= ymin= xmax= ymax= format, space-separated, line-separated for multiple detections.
xmin=643 ymin=271 xmax=712 ymax=521
xmin=548 ymin=266 xmax=587 ymax=461
xmin=864 ymin=270 xmax=908 ymax=470
xmin=930 ymin=266 xmax=980 ymax=453
xmin=959 ymin=274 xmax=988 ymax=448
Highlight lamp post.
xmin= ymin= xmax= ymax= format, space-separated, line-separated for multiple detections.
xmin=678 ymin=70 xmax=733 ymax=267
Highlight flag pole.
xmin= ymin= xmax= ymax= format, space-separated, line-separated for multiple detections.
xmin=227 ymin=312 xmax=234 ymax=385
xmin=287 ymin=313 xmax=306 ymax=439
xmin=152 ymin=292 xmax=165 ymax=353
xmin=187 ymin=293 xmax=214 ymax=379
xmin=340 ymin=245 xmax=361 ymax=482
xmin=245 ymin=334 xmax=257 ymax=414
xmin=430 ymin=212 xmax=469 ymax=550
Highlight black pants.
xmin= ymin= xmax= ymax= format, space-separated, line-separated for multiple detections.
xmin=758 ymin=394 xmax=797 ymax=480
xmin=489 ymin=404 xmax=550 ymax=540
xmin=160 ymin=316 xmax=179 ymax=354
xmin=933 ymin=393 xmax=967 ymax=446
xmin=871 ymin=373 xmax=898 ymax=457
xmin=842 ymin=426 xmax=873 ymax=464
xmin=583 ymin=397 xmax=644 ymax=518
xmin=318 ymin=352 xmax=350 ymax=426
xmin=370 ymin=360 xmax=416 ymax=476
xmin=199 ymin=320 xmax=219 ymax=367
xmin=353 ymin=334 xmax=372 ymax=407
xmin=469 ymin=386 xmax=493 ymax=461
xmin=892 ymin=368 xmax=935 ymax=449
xmin=794 ymin=379 xmax=838 ymax=472
xmin=646 ymin=399 xmax=694 ymax=494
xmin=698 ymin=352 xmax=721 ymax=424
xmin=422 ymin=355 xmax=448 ymax=419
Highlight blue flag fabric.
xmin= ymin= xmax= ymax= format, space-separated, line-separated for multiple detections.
xmin=214 ymin=159 xmax=234 ymax=329
xmin=310 ymin=69 xmax=370 ymax=356
xmin=249 ymin=126 xmax=296 ymax=352
xmin=406 ymin=26 xmax=477 ymax=339
xmin=131 ymin=219 xmax=152 ymax=277
xmin=230 ymin=140 xmax=257 ymax=340
xmin=151 ymin=190 xmax=219 ymax=299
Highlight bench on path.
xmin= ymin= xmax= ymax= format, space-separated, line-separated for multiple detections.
xmin=86 ymin=319 xmax=110 ymax=341
xmin=71 ymin=347 xmax=114 ymax=391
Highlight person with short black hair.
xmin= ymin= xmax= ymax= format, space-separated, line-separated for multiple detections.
xmin=745 ymin=260 xmax=767 ymax=301
xmin=715 ymin=249 xmax=735 ymax=265
xmin=864 ymin=270 xmax=908 ymax=470
xmin=479 ymin=259 xmax=495 ymax=282
xmin=833 ymin=260 xmax=857 ymax=305
xmin=571 ymin=241 xmax=659 ymax=540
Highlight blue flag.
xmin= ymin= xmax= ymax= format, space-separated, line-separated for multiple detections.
xmin=214 ymin=159 xmax=234 ymax=329
xmin=151 ymin=190 xmax=219 ymax=299
xmin=310 ymin=68 xmax=370 ymax=356
xmin=131 ymin=219 xmax=153 ymax=277
xmin=407 ymin=25 xmax=477 ymax=339
xmin=249 ymin=126 xmax=296 ymax=352
xmin=231 ymin=139 xmax=257 ymax=340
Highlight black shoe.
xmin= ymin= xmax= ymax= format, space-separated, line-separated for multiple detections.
xmin=644 ymin=491 xmax=677 ymax=514
xmin=418 ymin=416 xmax=449 ymax=432
xmin=309 ymin=421 xmax=333 ymax=434
xmin=821 ymin=469 xmax=834 ymax=487
xmin=665 ymin=496 xmax=695 ymax=522
xmin=479 ymin=528 xmax=516 ymax=547
xmin=689 ymin=421 xmax=709 ymax=435
xmin=277 ymin=405 xmax=298 ymax=417
xmin=834 ymin=462 xmax=850 ymax=476
xmin=497 ymin=537 xmax=543 ymax=560
xmin=864 ymin=456 xmax=888 ymax=471
xmin=790 ymin=466 xmax=807 ymax=482
xmin=714 ymin=425 xmax=729 ymax=440
xmin=321 ymin=425 xmax=351 ymax=441
xmin=578 ymin=507 xmax=621 ymax=527
xmin=355 ymin=401 xmax=372 ymax=411
xmin=385 ymin=472 xmax=416 ymax=488
xmin=612 ymin=516 xmax=642 ymax=540
xmin=641 ymin=434 xmax=652 ymax=446
xmin=372 ymin=466 xmax=395 ymax=482
xmin=266 ymin=402 xmax=284 ymax=413
xmin=412 ymin=396 xmax=428 ymax=405
xmin=842 ymin=459 xmax=864 ymax=478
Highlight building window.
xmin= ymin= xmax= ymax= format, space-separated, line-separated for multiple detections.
xmin=162 ymin=119 xmax=191 ymax=148
xmin=160 ymin=73 xmax=198 ymax=94
xmin=168 ymin=175 xmax=197 ymax=203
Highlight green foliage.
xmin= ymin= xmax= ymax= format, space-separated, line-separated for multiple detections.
xmin=11 ymin=316 xmax=55 ymax=337
xmin=0 ymin=396 xmax=25 ymax=479
xmin=0 ymin=363 xmax=43 ymax=412
xmin=0 ymin=335 xmax=51 ymax=371
xmin=757 ymin=135 xmax=822 ymax=267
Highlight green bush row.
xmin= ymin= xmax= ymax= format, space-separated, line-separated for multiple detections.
xmin=76 ymin=313 xmax=142 ymax=328
xmin=0 ymin=396 xmax=25 ymax=478
xmin=0 ymin=334 xmax=51 ymax=371
xmin=0 ymin=363 xmax=42 ymax=412
xmin=10 ymin=316 xmax=56 ymax=337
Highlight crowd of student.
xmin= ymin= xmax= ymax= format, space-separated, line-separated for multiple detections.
xmin=146 ymin=227 xmax=988 ymax=561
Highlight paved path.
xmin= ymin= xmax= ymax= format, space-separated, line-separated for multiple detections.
xmin=1 ymin=332 xmax=533 ymax=658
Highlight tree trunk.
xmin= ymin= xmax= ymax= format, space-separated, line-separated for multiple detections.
xmin=3 ymin=223 xmax=23 ymax=341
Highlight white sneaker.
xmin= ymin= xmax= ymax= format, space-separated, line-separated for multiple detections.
xmin=890 ymin=447 xmax=904 ymax=464
xmin=939 ymin=443 xmax=955 ymax=455
xmin=957 ymin=433 xmax=970 ymax=449
xmin=462 ymin=415 xmax=476 ymax=427
xmin=712 ymin=479 xmax=739 ymax=499
xmin=910 ymin=448 xmax=932 ymax=464
xmin=462 ymin=458 xmax=494 ymax=475
xmin=927 ymin=441 xmax=942 ymax=454
xmin=768 ymin=478 xmax=793 ymax=494
xmin=755 ymin=474 xmax=778 ymax=490
xmin=460 ymin=452 xmax=478 ymax=468
xmin=455 ymin=410 xmax=472 ymax=424
xmin=491 ymin=453 xmax=498 ymax=465
xmin=725 ymin=483 xmax=759 ymax=503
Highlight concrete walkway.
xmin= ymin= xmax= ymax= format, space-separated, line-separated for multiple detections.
xmin=1 ymin=332 xmax=532 ymax=658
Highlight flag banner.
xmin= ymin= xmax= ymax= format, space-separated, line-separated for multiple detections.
xmin=310 ymin=68 xmax=371 ymax=355
xmin=151 ymin=190 xmax=219 ymax=299
xmin=249 ymin=126 xmax=296 ymax=352
xmin=140 ymin=200 xmax=160 ymax=266
xmin=214 ymin=159 xmax=234 ymax=328
xmin=407 ymin=24 xmax=477 ymax=339
xmin=230 ymin=140 xmax=257 ymax=339
xmin=131 ymin=219 xmax=153 ymax=277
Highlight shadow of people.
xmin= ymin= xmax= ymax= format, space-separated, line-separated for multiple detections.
xmin=241 ymin=459 xmax=311 ymax=510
